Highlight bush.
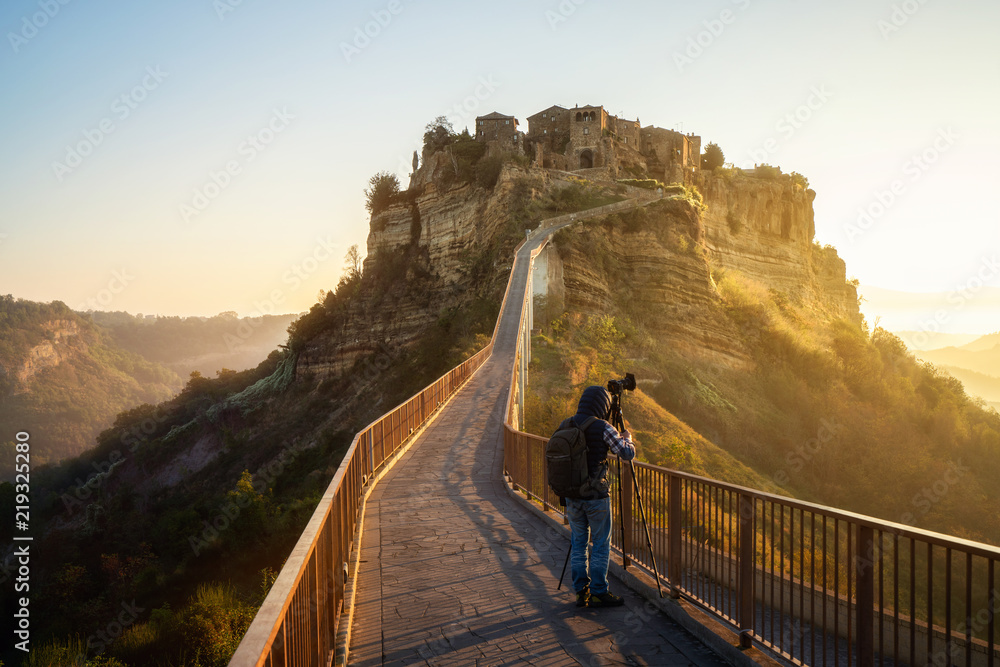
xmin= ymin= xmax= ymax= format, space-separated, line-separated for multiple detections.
xmin=364 ymin=171 xmax=400 ymax=215
xmin=755 ymin=164 xmax=781 ymax=180
xmin=701 ymin=142 xmax=725 ymax=170
xmin=726 ymin=209 xmax=743 ymax=234
xmin=423 ymin=116 xmax=456 ymax=155
xmin=790 ymin=171 xmax=809 ymax=189
xmin=616 ymin=178 xmax=665 ymax=191
xmin=475 ymin=154 xmax=505 ymax=190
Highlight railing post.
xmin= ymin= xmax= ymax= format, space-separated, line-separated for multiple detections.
xmin=856 ymin=524 xmax=875 ymax=666
xmin=668 ymin=474 xmax=681 ymax=598
xmin=738 ymin=492 xmax=755 ymax=649
xmin=524 ymin=435 xmax=533 ymax=500
xmin=621 ymin=461 xmax=634 ymax=568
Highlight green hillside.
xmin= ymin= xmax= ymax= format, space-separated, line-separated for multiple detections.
xmin=0 ymin=297 xmax=183 ymax=478
xmin=89 ymin=311 xmax=299 ymax=378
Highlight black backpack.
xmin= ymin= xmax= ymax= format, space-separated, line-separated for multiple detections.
xmin=546 ymin=416 xmax=599 ymax=499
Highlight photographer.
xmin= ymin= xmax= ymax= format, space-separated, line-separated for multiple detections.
xmin=560 ymin=385 xmax=635 ymax=608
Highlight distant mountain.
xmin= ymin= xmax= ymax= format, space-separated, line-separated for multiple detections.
xmin=859 ymin=285 xmax=1000 ymax=337
xmin=935 ymin=364 xmax=1000 ymax=405
xmin=958 ymin=331 xmax=1000 ymax=352
xmin=0 ymin=297 xmax=183 ymax=477
xmin=891 ymin=330 xmax=982 ymax=351
xmin=918 ymin=344 xmax=1000 ymax=379
xmin=88 ymin=310 xmax=299 ymax=378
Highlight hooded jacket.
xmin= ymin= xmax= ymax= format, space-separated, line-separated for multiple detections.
xmin=563 ymin=385 xmax=634 ymax=499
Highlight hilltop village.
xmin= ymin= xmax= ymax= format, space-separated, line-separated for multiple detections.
xmin=474 ymin=104 xmax=702 ymax=184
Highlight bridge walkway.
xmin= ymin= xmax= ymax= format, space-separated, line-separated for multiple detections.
xmin=348 ymin=215 xmax=729 ymax=666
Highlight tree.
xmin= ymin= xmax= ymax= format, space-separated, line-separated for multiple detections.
xmin=364 ymin=171 xmax=400 ymax=215
xmin=423 ymin=115 xmax=456 ymax=155
xmin=701 ymin=142 xmax=725 ymax=170
xmin=343 ymin=245 xmax=362 ymax=282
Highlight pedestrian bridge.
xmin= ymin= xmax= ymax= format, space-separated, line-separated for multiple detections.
xmin=229 ymin=198 xmax=1000 ymax=667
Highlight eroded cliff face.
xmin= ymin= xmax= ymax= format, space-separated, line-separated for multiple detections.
xmin=297 ymin=163 xmax=539 ymax=378
xmin=544 ymin=174 xmax=860 ymax=368
xmin=694 ymin=172 xmax=859 ymax=319
xmin=548 ymin=198 xmax=752 ymax=368
xmin=13 ymin=319 xmax=83 ymax=388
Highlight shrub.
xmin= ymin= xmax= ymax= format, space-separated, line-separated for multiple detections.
xmin=364 ymin=171 xmax=400 ymax=215
xmin=755 ymin=164 xmax=781 ymax=180
xmin=727 ymin=209 xmax=743 ymax=234
xmin=790 ymin=171 xmax=809 ymax=189
xmin=422 ymin=116 xmax=456 ymax=155
xmin=476 ymin=154 xmax=505 ymax=190
xmin=616 ymin=178 xmax=665 ymax=191
xmin=701 ymin=142 xmax=725 ymax=170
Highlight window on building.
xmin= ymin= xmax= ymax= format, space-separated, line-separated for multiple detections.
xmin=542 ymin=113 xmax=547 ymax=118
xmin=505 ymin=120 xmax=509 ymax=124
xmin=583 ymin=128 xmax=589 ymax=135
xmin=544 ymin=129 xmax=548 ymax=134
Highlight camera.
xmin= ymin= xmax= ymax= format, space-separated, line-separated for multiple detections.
xmin=607 ymin=373 xmax=636 ymax=396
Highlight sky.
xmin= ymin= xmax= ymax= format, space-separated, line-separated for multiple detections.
xmin=1 ymin=0 xmax=997 ymax=333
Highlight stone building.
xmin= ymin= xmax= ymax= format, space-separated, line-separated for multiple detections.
xmin=641 ymin=126 xmax=701 ymax=183
xmin=475 ymin=112 xmax=520 ymax=147
xmin=522 ymin=101 xmax=702 ymax=181
xmin=525 ymin=105 xmax=571 ymax=152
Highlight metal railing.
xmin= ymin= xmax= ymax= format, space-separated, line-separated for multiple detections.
xmin=503 ymin=252 xmax=1000 ymax=667
xmin=228 ymin=229 xmax=534 ymax=665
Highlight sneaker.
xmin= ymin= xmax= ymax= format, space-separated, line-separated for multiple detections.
xmin=588 ymin=591 xmax=625 ymax=608
xmin=575 ymin=587 xmax=590 ymax=607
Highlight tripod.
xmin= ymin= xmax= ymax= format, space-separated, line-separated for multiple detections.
xmin=557 ymin=392 xmax=663 ymax=598
xmin=610 ymin=391 xmax=664 ymax=598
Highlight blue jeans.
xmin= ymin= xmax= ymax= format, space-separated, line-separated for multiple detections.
xmin=566 ymin=496 xmax=612 ymax=595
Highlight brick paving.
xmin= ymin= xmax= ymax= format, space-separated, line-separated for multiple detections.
xmin=349 ymin=220 xmax=729 ymax=666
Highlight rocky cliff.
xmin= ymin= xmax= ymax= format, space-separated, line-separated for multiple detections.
xmin=694 ymin=171 xmax=859 ymax=318
xmin=538 ymin=173 xmax=859 ymax=369
xmin=13 ymin=319 xmax=83 ymax=387
xmin=297 ymin=161 xmax=545 ymax=378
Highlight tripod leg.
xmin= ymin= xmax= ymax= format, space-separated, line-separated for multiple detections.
xmin=617 ymin=457 xmax=627 ymax=569
xmin=630 ymin=459 xmax=664 ymax=597
xmin=557 ymin=541 xmax=571 ymax=591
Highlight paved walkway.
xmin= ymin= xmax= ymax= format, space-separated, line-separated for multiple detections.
xmin=349 ymin=217 xmax=728 ymax=666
